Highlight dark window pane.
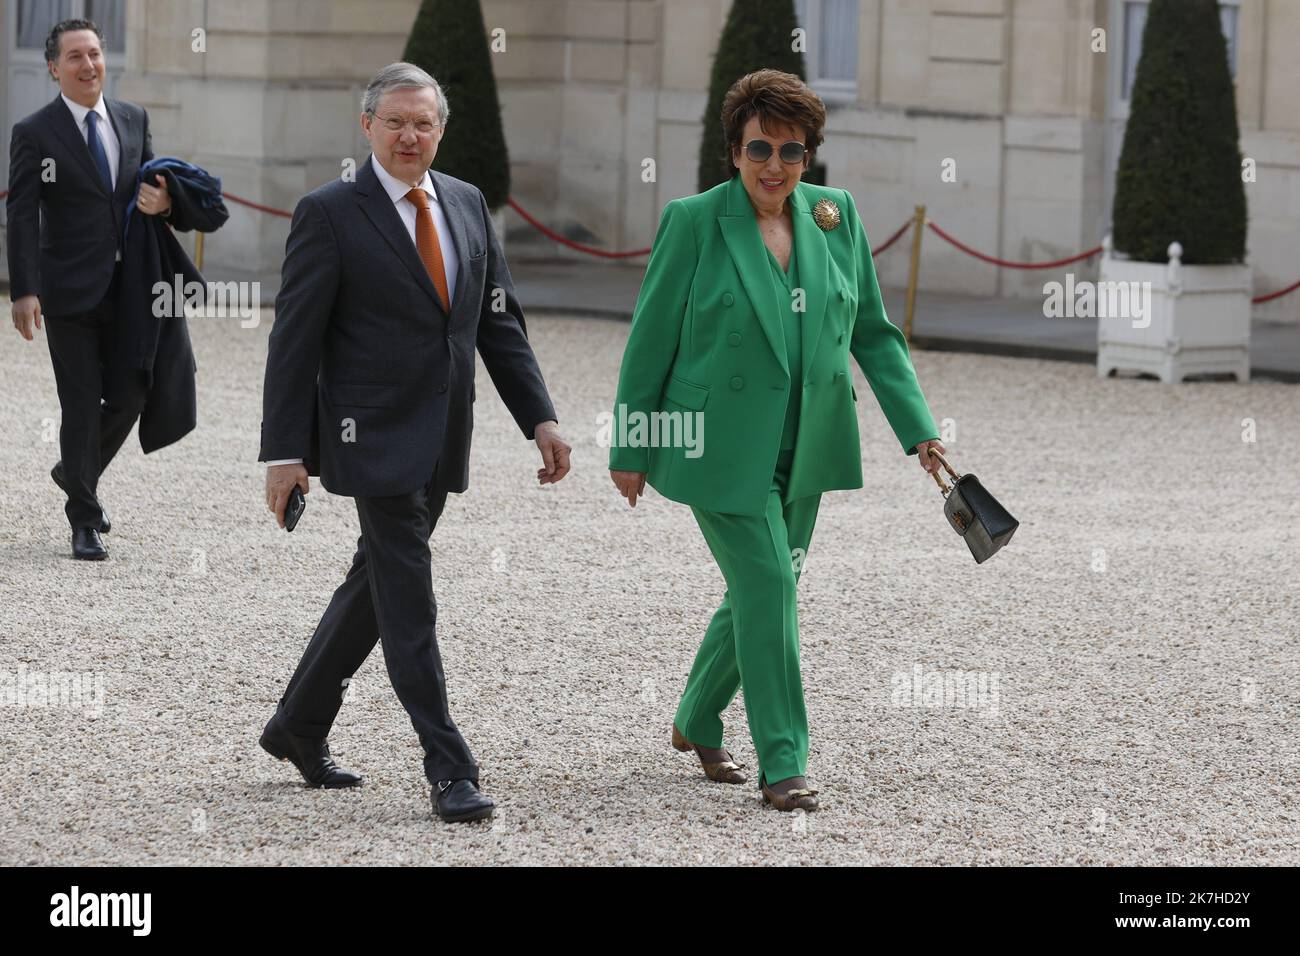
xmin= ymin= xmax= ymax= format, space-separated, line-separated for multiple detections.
xmin=1122 ymin=2 xmax=1147 ymax=101
xmin=86 ymin=0 xmax=127 ymax=53
xmin=17 ymin=0 xmax=73 ymax=49
xmin=1219 ymin=6 xmax=1239 ymax=75
xmin=820 ymin=0 xmax=858 ymax=82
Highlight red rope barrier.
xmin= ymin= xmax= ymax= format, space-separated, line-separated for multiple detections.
xmin=507 ymin=197 xmax=914 ymax=260
xmin=926 ymin=217 xmax=1300 ymax=302
xmin=221 ymin=190 xmax=293 ymax=218
xmin=925 ymin=217 xmax=1300 ymax=303
xmin=1253 ymin=277 xmax=1300 ymax=305
xmin=506 ymin=198 xmax=651 ymax=259
xmin=927 ymin=219 xmax=1103 ymax=269
xmin=7 ymin=183 xmax=1298 ymax=302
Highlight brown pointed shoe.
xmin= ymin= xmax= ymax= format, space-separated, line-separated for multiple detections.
xmin=760 ymin=774 xmax=819 ymax=811
xmin=671 ymin=724 xmax=748 ymax=785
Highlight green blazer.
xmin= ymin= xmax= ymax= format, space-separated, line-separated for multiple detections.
xmin=609 ymin=174 xmax=938 ymax=516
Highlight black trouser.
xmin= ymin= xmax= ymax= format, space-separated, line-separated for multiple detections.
xmin=276 ymin=470 xmax=478 ymax=785
xmin=44 ymin=263 xmax=148 ymax=529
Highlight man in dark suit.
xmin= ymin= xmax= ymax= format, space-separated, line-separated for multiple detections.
xmin=258 ymin=62 xmax=571 ymax=824
xmin=6 ymin=19 xmax=177 ymax=560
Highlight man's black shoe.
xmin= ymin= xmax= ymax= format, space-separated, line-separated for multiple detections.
xmin=259 ymin=714 xmax=362 ymax=788
xmin=71 ymin=527 xmax=108 ymax=561
xmin=434 ymin=778 xmax=495 ymax=823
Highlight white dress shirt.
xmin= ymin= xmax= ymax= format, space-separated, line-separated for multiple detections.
xmin=62 ymin=92 xmax=123 ymax=261
xmin=61 ymin=92 xmax=120 ymax=189
xmin=266 ymin=156 xmax=460 ymax=469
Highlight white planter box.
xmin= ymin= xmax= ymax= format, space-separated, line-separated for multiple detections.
xmin=1097 ymin=238 xmax=1251 ymax=383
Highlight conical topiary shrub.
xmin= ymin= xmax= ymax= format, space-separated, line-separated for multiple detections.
xmin=697 ymin=0 xmax=812 ymax=193
xmin=402 ymin=0 xmax=510 ymax=210
xmin=1111 ymin=0 xmax=1246 ymax=264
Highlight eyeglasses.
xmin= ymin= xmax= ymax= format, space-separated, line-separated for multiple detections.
xmin=372 ymin=113 xmax=441 ymax=135
xmin=743 ymin=140 xmax=808 ymax=165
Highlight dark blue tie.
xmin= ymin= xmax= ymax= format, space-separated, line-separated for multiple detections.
xmin=85 ymin=110 xmax=113 ymax=191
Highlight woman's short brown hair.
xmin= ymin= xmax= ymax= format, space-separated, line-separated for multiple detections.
xmin=720 ymin=69 xmax=827 ymax=177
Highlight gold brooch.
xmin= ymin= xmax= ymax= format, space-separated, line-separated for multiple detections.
xmin=812 ymin=198 xmax=841 ymax=232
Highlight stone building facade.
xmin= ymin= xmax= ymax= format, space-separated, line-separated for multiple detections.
xmin=3 ymin=0 xmax=1297 ymax=319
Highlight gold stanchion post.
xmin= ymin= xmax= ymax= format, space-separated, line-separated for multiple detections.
xmin=903 ymin=204 xmax=925 ymax=342
xmin=194 ymin=232 xmax=205 ymax=270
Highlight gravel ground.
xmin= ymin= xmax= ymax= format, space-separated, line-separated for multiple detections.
xmin=1 ymin=303 xmax=1296 ymax=866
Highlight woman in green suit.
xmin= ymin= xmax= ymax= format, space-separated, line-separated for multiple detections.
xmin=609 ymin=70 xmax=946 ymax=811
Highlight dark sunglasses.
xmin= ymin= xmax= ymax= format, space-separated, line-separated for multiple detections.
xmin=743 ymin=139 xmax=808 ymax=165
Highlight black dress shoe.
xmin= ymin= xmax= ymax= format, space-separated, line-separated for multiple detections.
xmin=52 ymin=464 xmax=110 ymax=533
xmin=259 ymin=714 xmax=362 ymax=789
xmin=434 ymin=778 xmax=495 ymax=823
xmin=71 ymin=527 xmax=108 ymax=561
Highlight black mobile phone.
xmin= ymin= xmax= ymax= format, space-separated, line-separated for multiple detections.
xmin=285 ymin=486 xmax=306 ymax=532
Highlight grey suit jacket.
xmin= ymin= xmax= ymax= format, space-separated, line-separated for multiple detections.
xmin=259 ymin=156 xmax=557 ymax=497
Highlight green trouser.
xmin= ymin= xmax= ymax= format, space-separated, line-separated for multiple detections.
xmin=674 ymin=449 xmax=822 ymax=786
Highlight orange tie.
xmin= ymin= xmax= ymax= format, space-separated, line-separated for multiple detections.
xmin=405 ymin=187 xmax=451 ymax=312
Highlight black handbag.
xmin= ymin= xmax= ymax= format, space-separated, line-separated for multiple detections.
xmin=928 ymin=449 xmax=1018 ymax=564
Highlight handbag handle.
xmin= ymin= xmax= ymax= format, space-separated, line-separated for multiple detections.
xmin=925 ymin=447 xmax=961 ymax=497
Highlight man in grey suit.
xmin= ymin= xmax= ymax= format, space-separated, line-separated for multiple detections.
xmin=257 ymin=62 xmax=571 ymax=823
